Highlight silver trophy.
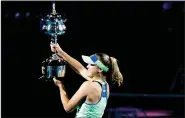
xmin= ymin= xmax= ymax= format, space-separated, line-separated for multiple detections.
xmin=39 ymin=2 xmax=67 ymax=81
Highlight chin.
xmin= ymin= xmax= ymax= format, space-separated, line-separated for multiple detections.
xmin=87 ymin=75 xmax=92 ymax=78
xmin=87 ymin=73 xmax=93 ymax=78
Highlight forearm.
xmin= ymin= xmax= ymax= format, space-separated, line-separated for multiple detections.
xmin=55 ymin=46 xmax=90 ymax=81
xmin=59 ymin=86 xmax=70 ymax=111
xmin=57 ymin=50 xmax=85 ymax=71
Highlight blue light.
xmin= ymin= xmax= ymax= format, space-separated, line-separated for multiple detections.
xmin=26 ymin=12 xmax=30 ymax=17
xmin=162 ymin=2 xmax=171 ymax=10
xmin=15 ymin=12 xmax=20 ymax=18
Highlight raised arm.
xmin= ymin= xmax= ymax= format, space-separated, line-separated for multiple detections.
xmin=50 ymin=42 xmax=91 ymax=81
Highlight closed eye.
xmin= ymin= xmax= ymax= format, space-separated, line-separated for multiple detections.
xmin=90 ymin=64 xmax=96 ymax=66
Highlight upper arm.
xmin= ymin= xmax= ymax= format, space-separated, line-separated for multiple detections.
xmin=65 ymin=81 xmax=90 ymax=112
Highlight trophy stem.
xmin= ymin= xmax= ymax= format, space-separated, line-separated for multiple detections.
xmin=51 ymin=34 xmax=58 ymax=55
xmin=52 ymin=2 xmax=57 ymax=15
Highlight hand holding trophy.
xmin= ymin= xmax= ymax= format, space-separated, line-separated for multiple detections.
xmin=39 ymin=2 xmax=67 ymax=81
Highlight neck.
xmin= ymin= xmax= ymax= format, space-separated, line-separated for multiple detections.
xmin=92 ymin=74 xmax=106 ymax=82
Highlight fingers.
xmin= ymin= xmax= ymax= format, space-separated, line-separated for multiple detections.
xmin=53 ymin=77 xmax=57 ymax=83
xmin=53 ymin=77 xmax=64 ymax=88
xmin=50 ymin=42 xmax=56 ymax=47
xmin=50 ymin=41 xmax=54 ymax=45
xmin=50 ymin=42 xmax=55 ymax=47
xmin=51 ymin=48 xmax=56 ymax=52
xmin=53 ymin=77 xmax=59 ymax=86
xmin=50 ymin=41 xmax=58 ymax=46
xmin=50 ymin=42 xmax=57 ymax=52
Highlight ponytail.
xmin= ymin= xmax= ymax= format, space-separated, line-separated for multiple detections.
xmin=94 ymin=53 xmax=123 ymax=87
xmin=109 ymin=57 xmax=123 ymax=87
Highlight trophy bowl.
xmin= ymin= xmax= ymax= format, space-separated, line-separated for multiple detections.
xmin=40 ymin=14 xmax=67 ymax=36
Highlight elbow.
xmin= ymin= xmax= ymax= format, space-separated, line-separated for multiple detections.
xmin=64 ymin=106 xmax=73 ymax=113
xmin=65 ymin=109 xmax=72 ymax=113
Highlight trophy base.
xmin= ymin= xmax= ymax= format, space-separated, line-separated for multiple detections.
xmin=39 ymin=54 xmax=66 ymax=81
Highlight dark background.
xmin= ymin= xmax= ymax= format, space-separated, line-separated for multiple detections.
xmin=2 ymin=1 xmax=184 ymax=118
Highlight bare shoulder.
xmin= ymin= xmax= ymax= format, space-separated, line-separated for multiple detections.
xmin=81 ymin=81 xmax=91 ymax=87
xmin=80 ymin=81 xmax=94 ymax=90
xmin=76 ymin=81 xmax=92 ymax=96
xmin=83 ymin=80 xmax=98 ymax=87
xmin=81 ymin=80 xmax=109 ymax=92
xmin=82 ymin=80 xmax=101 ymax=90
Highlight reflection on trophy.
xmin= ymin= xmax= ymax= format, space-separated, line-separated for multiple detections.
xmin=39 ymin=2 xmax=67 ymax=81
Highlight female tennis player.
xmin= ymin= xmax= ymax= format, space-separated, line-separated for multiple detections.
xmin=50 ymin=42 xmax=123 ymax=118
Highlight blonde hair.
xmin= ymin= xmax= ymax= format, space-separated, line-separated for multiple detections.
xmin=95 ymin=53 xmax=123 ymax=87
xmin=109 ymin=57 xmax=123 ymax=87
